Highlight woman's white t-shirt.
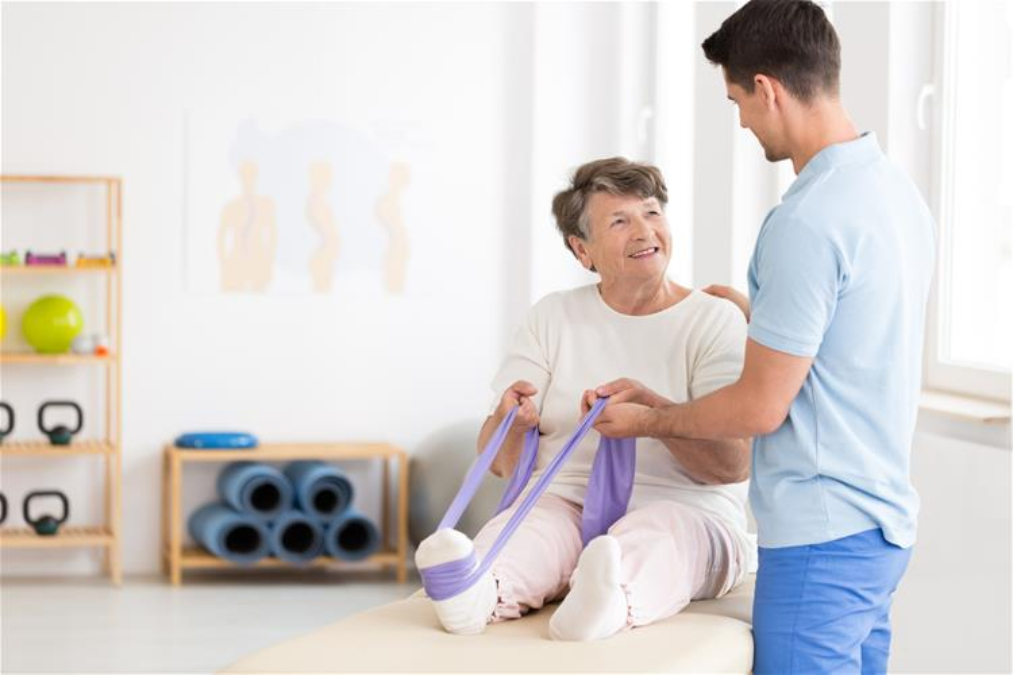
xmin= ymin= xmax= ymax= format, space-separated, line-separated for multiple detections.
xmin=489 ymin=284 xmax=756 ymax=568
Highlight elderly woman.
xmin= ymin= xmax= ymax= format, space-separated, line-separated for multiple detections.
xmin=416 ymin=157 xmax=756 ymax=641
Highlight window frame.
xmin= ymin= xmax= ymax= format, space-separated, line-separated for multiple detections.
xmin=923 ymin=1 xmax=1012 ymax=403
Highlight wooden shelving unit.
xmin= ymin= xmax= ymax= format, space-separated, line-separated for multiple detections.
xmin=0 ymin=440 xmax=117 ymax=457
xmin=0 ymin=352 xmax=117 ymax=365
xmin=0 ymin=175 xmax=123 ymax=585
xmin=162 ymin=442 xmax=409 ymax=586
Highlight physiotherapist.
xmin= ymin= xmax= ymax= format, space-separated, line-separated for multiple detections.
xmin=590 ymin=0 xmax=936 ymax=672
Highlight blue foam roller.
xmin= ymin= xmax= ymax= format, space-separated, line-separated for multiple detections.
xmin=269 ymin=510 xmax=325 ymax=565
xmin=284 ymin=461 xmax=354 ymax=522
xmin=175 ymin=432 xmax=258 ymax=449
xmin=188 ymin=503 xmax=271 ymax=565
xmin=324 ymin=510 xmax=381 ymax=561
xmin=217 ymin=462 xmax=293 ymax=522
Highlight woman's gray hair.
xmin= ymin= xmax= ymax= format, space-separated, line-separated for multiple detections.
xmin=551 ymin=157 xmax=669 ymax=258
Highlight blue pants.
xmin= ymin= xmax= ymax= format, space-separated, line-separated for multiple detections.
xmin=752 ymin=529 xmax=912 ymax=674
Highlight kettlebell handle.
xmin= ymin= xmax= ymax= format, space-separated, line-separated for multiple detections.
xmin=0 ymin=402 xmax=13 ymax=436
xmin=38 ymin=401 xmax=83 ymax=436
xmin=23 ymin=490 xmax=70 ymax=527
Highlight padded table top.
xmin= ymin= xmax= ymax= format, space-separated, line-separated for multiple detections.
xmin=223 ymin=576 xmax=755 ymax=673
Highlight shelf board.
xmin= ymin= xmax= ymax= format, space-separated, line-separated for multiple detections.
xmin=167 ymin=442 xmax=404 ymax=462
xmin=1 ymin=175 xmax=119 ymax=184
xmin=177 ymin=547 xmax=400 ymax=570
xmin=0 ymin=352 xmax=117 ymax=365
xmin=1 ymin=265 xmax=117 ymax=276
xmin=0 ymin=526 xmax=114 ymax=548
xmin=0 ymin=440 xmax=117 ymax=457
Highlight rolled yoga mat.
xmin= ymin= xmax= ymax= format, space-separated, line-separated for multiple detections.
xmin=269 ymin=510 xmax=325 ymax=564
xmin=324 ymin=510 xmax=381 ymax=561
xmin=189 ymin=503 xmax=271 ymax=565
xmin=217 ymin=462 xmax=293 ymax=522
xmin=284 ymin=461 xmax=354 ymax=522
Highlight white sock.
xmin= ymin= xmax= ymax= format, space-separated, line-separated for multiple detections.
xmin=549 ymin=535 xmax=629 ymax=641
xmin=415 ymin=529 xmax=496 ymax=635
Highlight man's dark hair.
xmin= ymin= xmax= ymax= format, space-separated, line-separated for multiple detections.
xmin=701 ymin=0 xmax=841 ymax=102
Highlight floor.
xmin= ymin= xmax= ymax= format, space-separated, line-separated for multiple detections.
xmin=1 ymin=570 xmax=420 ymax=673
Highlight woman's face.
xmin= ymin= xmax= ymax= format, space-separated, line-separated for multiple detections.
xmin=569 ymin=192 xmax=672 ymax=285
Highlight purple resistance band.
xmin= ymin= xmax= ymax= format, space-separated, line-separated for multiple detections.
xmin=420 ymin=397 xmax=636 ymax=601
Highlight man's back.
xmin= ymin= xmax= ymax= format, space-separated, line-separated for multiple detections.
xmin=747 ymin=132 xmax=936 ymax=549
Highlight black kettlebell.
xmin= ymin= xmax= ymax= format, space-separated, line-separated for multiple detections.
xmin=0 ymin=493 xmax=7 ymax=525
xmin=38 ymin=401 xmax=83 ymax=446
xmin=0 ymin=402 xmax=13 ymax=444
xmin=23 ymin=490 xmax=70 ymax=536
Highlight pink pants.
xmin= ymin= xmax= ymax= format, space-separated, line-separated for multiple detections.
xmin=472 ymin=493 xmax=746 ymax=627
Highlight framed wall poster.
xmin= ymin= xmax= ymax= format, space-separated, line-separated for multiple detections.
xmin=183 ymin=111 xmax=411 ymax=297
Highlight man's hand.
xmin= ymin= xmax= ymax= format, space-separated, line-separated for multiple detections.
xmin=592 ymin=401 xmax=652 ymax=438
xmin=497 ymin=380 xmax=540 ymax=434
xmin=703 ymin=284 xmax=751 ymax=322
xmin=581 ymin=378 xmax=668 ymax=416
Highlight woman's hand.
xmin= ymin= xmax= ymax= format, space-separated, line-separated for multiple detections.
xmin=497 ymin=380 xmax=540 ymax=434
xmin=702 ymin=284 xmax=751 ymax=322
xmin=581 ymin=378 xmax=669 ymax=416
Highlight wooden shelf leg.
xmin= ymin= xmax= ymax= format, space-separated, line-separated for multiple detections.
xmin=397 ymin=451 xmax=409 ymax=584
xmin=161 ymin=450 xmax=169 ymax=576
xmin=106 ymin=450 xmax=123 ymax=586
xmin=381 ymin=456 xmax=390 ymax=552
xmin=169 ymin=452 xmax=183 ymax=586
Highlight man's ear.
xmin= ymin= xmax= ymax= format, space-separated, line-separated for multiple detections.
xmin=568 ymin=235 xmax=595 ymax=271
xmin=754 ymin=74 xmax=778 ymax=111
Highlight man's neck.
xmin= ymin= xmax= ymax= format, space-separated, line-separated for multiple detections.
xmin=788 ymin=99 xmax=860 ymax=174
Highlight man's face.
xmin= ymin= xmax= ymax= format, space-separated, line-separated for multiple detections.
xmin=725 ymin=72 xmax=790 ymax=163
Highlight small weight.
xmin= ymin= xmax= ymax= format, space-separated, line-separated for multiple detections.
xmin=0 ymin=402 xmax=13 ymax=444
xmin=38 ymin=401 xmax=83 ymax=446
xmin=23 ymin=490 xmax=70 ymax=536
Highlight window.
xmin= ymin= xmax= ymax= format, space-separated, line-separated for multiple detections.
xmin=925 ymin=0 xmax=1013 ymax=402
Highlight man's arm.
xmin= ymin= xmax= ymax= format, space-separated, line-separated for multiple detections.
xmin=659 ymin=437 xmax=751 ymax=484
xmin=581 ymin=382 xmax=750 ymax=485
xmin=593 ymin=338 xmax=813 ymax=440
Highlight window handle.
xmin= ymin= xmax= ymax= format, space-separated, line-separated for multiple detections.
xmin=917 ymin=83 xmax=937 ymax=131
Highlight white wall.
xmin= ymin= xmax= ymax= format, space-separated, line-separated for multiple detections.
xmin=0 ymin=1 xmax=538 ymax=575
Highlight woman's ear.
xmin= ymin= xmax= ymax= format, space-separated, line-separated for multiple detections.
xmin=568 ymin=235 xmax=595 ymax=271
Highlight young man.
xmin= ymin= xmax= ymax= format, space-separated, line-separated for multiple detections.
xmin=590 ymin=0 xmax=936 ymax=672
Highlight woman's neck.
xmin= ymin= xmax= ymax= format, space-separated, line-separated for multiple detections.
xmin=598 ymin=276 xmax=689 ymax=316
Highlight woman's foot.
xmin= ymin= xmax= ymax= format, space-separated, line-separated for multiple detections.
xmin=415 ymin=529 xmax=496 ymax=635
xmin=549 ymin=535 xmax=629 ymax=641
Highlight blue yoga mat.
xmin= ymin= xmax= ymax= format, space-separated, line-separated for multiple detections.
xmin=189 ymin=503 xmax=271 ymax=565
xmin=324 ymin=509 xmax=381 ymax=561
xmin=269 ymin=510 xmax=325 ymax=565
xmin=284 ymin=461 xmax=354 ymax=522
xmin=217 ymin=462 xmax=293 ymax=522
xmin=174 ymin=432 xmax=258 ymax=449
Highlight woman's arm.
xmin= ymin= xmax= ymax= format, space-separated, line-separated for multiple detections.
xmin=479 ymin=380 xmax=540 ymax=478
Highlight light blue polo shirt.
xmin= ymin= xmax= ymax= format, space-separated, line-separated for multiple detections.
xmin=747 ymin=132 xmax=936 ymax=549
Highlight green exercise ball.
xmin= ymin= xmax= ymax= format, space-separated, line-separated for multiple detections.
xmin=21 ymin=295 xmax=84 ymax=354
